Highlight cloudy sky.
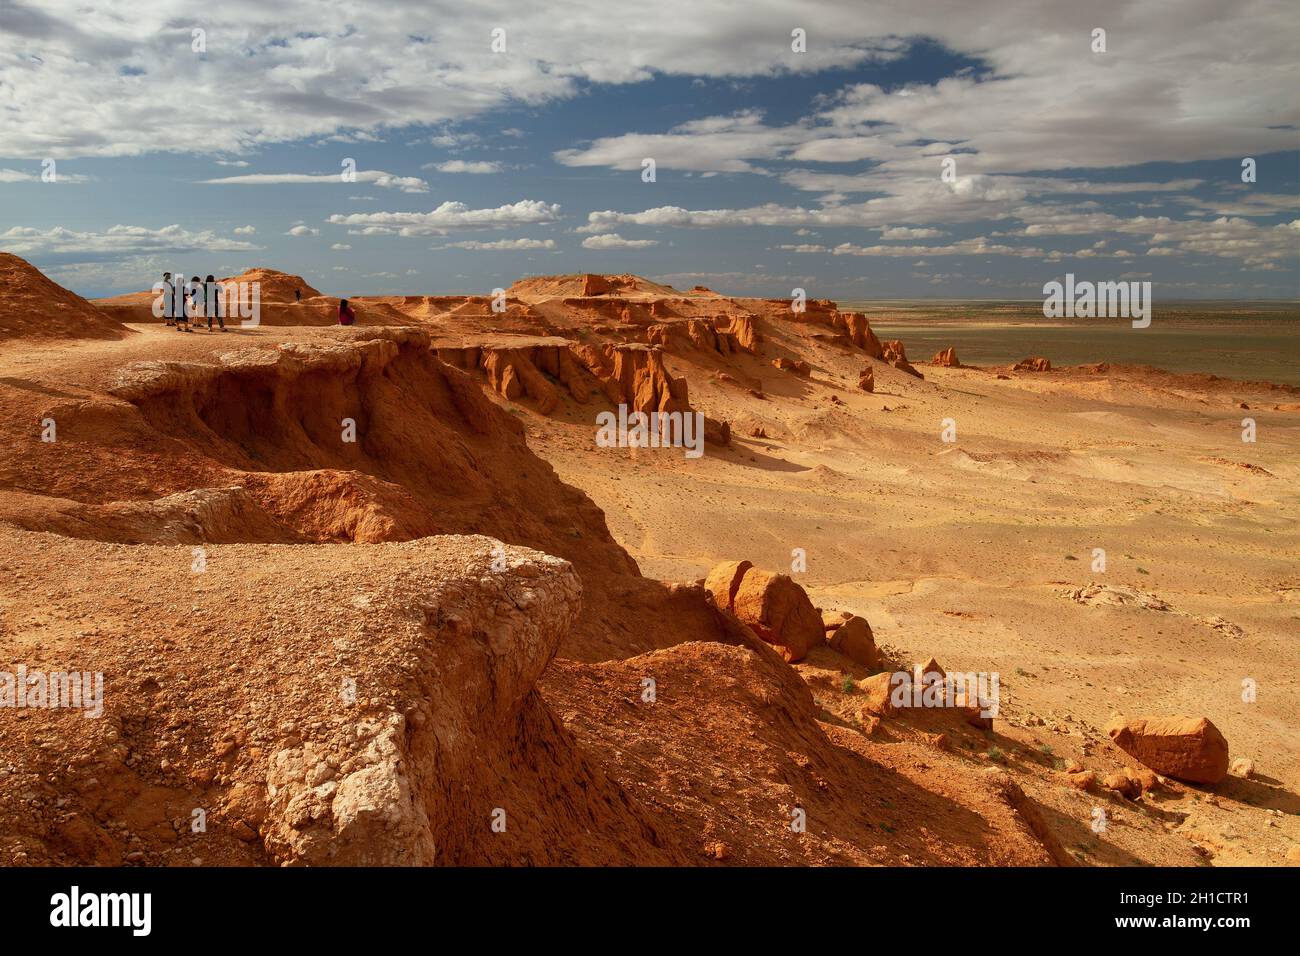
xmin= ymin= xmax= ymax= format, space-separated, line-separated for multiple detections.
xmin=1 ymin=0 xmax=1296 ymax=299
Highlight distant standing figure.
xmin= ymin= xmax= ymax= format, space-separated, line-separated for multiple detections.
xmin=204 ymin=274 xmax=225 ymax=332
xmin=161 ymin=272 xmax=176 ymax=326
xmin=185 ymin=275 xmax=204 ymax=331
xmin=295 ymin=288 xmax=301 ymax=303
xmin=337 ymin=298 xmax=356 ymax=326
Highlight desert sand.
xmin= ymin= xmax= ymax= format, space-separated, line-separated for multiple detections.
xmin=1 ymin=255 xmax=1297 ymax=866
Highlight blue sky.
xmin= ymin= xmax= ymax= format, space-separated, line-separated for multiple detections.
xmin=1 ymin=0 xmax=1297 ymax=299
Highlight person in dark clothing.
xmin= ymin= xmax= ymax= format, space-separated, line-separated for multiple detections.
xmin=337 ymin=298 xmax=356 ymax=326
xmin=295 ymin=288 xmax=301 ymax=303
xmin=175 ymin=275 xmax=198 ymax=332
xmin=204 ymin=274 xmax=225 ymax=331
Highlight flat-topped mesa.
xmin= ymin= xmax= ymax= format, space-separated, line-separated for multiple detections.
xmin=769 ymin=296 xmax=839 ymax=324
xmin=507 ymin=273 xmax=680 ymax=303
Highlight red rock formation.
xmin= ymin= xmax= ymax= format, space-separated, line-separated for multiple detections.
xmin=437 ymin=344 xmax=590 ymax=409
xmin=882 ymin=340 xmax=924 ymax=379
xmin=1014 ymin=357 xmax=1052 ymax=372
xmin=772 ymin=357 xmax=812 ymax=376
xmin=861 ymin=672 xmax=897 ymax=716
xmin=858 ymin=366 xmax=875 ymax=392
xmin=826 ymin=615 xmax=879 ymax=668
xmin=931 ymin=347 xmax=961 ymax=367
xmin=833 ymin=312 xmax=885 ymax=359
xmin=0 ymin=252 xmax=129 ymax=341
xmin=482 ymin=348 xmax=560 ymax=413
xmin=721 ymin=314 xmax=761 ymax=354
xmin=1105 ymin=716 xmax=1230 ymax=784
xmin=222 ymin=268 xmax=323 ymax=302
xmin=705 ymin=561 xmax=823 ymax=662
xmin=582 ymin=274 xmax=614 ymax=296
xmin=705 ymin=560 xmax=754 ymax=612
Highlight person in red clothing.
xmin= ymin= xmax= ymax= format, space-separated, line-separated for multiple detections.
xmin=337 ymin=298 xmax=356 ymax=326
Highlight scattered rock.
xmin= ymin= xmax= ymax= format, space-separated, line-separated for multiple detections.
xmin=772 ymin=357 xmax=811 ymax=377
xmin=860 ymin=672 xmax=897 ymax=717
xmin=1099 ymin=769 xmax=1142 ymax=800
xmin=1063 ymin=769 xmax=1096 ymax=791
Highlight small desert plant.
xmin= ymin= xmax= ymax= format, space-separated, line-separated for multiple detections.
xmin=841 ymin=676 xmax=856 ymax=694
xmin=986 ymin=746 xmax=1006 ymax=763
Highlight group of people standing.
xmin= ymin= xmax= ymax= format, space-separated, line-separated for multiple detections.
xmin=157 ymin=271 xmax=358 ymax=328
xmin=160 ymin=272 xmax=227 ymax=332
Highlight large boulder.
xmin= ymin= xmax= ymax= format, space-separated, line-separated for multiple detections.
xmin=705 ymin=562 xmax=823 ymax=662
xmin=704 ymin=560 xmax=753 ymax=613
xmin=1105 ymin=715 xmax=1229 ymax=785
xmin=827 ymin=615 xmax=879 ymax=669
xmin=860 ymin=672 xmax=897 ymax=717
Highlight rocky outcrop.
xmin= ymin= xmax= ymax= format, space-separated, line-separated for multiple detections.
xmin=436 ymin=341 xmax=728 ymax=445
xmin=0 ymin=530 xmax=689 ymax=866
xmin=858 ymin=366 xmax=875 ymax=392
xmin=438 ymin=343 xmax=593 ymax=408
xmin=721 ymin=314 xmax=761 ymax=354
xmin=931 ymin=347 xmax=960 ymax=367
xmin=882 ymin=340 xmax=923 ymax=378
xmin=576 ymin=343 xmax=688 ymax=413
xmin=1105 ymin=715 xmax=1229 ymax=785
xmin=646 ymin=318 xmax=743 ymax=356
xmin=772 ymin=357 xmax=812 ymax=376
xmin=258 ymin=537 xmax=586 ymax=865
xmin=833 ymin=311 xmax=885 ymax=359
xmin=1014 ymin=357 xmax=1052 ymax=372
